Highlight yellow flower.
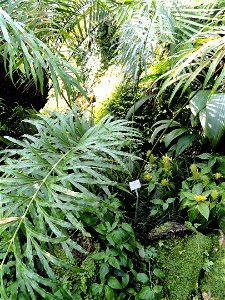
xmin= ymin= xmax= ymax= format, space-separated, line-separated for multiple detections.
xmin=162 ymin=155 xmax=172 ymax=172
xmin=190 ymin=164 xmax=198 ymax=174
xmin=190 ymin=164 xmax=200 ymax=179
xmin=162 ymin=155 xmax=172 ymax=163
xmin=146 ymin=151 xmax=157 ymax=164
xmin=211 ymin=190 xmax=219 ymax=200
xmin=144 ymin=172 xmax=152 ymax=181
xmin=194 ymin=195 xmax=207 ymax=202
xmin=161 ymin=178 xmax=169 ymax=186
xmin=214 ymin=172 xmax=222 ymax=180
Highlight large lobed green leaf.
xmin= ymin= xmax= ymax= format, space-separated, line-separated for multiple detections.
xmin=0 ymin=108 xmax=140 ymax=298
xmin=190 ymin=90 xmax=225 ymax=147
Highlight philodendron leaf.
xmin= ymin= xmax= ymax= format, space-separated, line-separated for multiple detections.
xmin=190 ymin=90 xmax=225 ymax=147
xmin=204 ymin=94 xmax=225 ymax=147
xmin=198 ymin=202 xmax=210 ymax=220
xmin=190 ymin=90 xmax=210 ymax=116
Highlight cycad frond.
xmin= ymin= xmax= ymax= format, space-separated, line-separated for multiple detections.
xmin=0 ymin=108 xmax=140 ymax=298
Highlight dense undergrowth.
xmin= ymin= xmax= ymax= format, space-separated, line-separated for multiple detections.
xmin=1 ymin=0 xmax=225 ymax=299
xmin=0 ymin=106 xmax=225 ymax=299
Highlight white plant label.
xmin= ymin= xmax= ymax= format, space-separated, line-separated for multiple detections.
xmin=129 ymin=179 xmax=141 ymax=191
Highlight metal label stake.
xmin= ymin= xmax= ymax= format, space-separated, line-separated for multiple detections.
xmin=129 ymin=180 xmax=141 ymax=220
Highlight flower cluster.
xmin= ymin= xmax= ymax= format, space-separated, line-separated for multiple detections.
xmin=194 ymin=195 xmax=207 ymax=202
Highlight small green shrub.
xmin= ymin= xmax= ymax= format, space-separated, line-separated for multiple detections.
xmin=139 ymin=152 xmax=225 ymax=230
xmin=179 ymin=154 xmax=225 ymax=227
xmin=87 ymin=200 xmax=163 ymax=300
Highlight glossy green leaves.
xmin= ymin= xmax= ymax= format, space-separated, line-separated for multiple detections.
xmin=190 ymin=90 xmax=225 ymax=147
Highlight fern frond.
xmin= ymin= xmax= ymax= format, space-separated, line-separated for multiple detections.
xmin=0 ymin=108 xmax=140 ymax=298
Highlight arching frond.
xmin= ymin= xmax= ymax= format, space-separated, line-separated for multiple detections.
xmin=158 ymin=28 xmax=225 ymax=100
xmin=0 ymin=108 xmax=140 ymax=298
xmin=0 ymin=7 xmax=86 ymax=101
xmin=116 ymin=0 xmax=217 ymax=80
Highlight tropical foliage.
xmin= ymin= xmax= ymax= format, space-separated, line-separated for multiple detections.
xmin=0 ymin=109 xmax=140 ymax=298
xmin=0 ymin=0 xmax=225 ymax=299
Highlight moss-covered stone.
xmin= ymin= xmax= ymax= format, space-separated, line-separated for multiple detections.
xmin=200 ymin=246 xmax=225 ymax=300
xmin=155 ymin=233 xmax=212 ymax=300
xmin=147 ymin=222 xmax=193 ymax=242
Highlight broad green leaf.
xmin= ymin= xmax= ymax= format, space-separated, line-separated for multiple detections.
xmin=100 ymin=262 xmax=109 ymax=282
xmin=127 ymin=288 xmax=135 ymax=295
xmin=92 ymin=252 xmax=106 ymax=260
xmin=153 ymin=268 xmax=165 ymax=278
xmin=151 ymin=121 xmax=180 ymax=144
xmin=108 ymin=257 xmax=120 ymax=269
xmin=175 ymin=134 xmax=197 ymax=156
xmin=105 ymin=285 xmax=115 ymax=300
xmin=192 ymin=184 xmax=203 ymax=195
xmin=122 ymin=273 xmax=129 ymax=288
xmin=197 ymin=153 xmax=211 ymax=159
xmin=189 ymin=90 xmax=210 ymax=116
xmin=182 ymin=191 xmax=194 ymax=200
xmin=204 ymin=94 xmax=225 ymax=147
xmin=107 ymin=276 xmax=122 ymax=290
xmin=198 ymin=202 xmax=210 ymax=220
xmin=121 ymin=223 xmax=134 ymax=234
xmin=119 ymin=251 xmax=127 ymax=266
xmin=137 ymin=272 xmax=149 ymax=283
xmin=89 ymin=283 xmax=100 ymax=296
xmin=164 ymin=128 xmax=188 ymax=147
xmin=139 ymin=286 xmax=154 ymax=299
xmin=152 ymin=285 xmax=163 ymax=294
xmin=188 ymin=206 xmax=199 ymax=222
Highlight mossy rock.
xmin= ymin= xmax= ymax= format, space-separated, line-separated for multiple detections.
xmin=147 ymin=222 xmax=193 ymax=242
xmin=155 ymin=233 xmax=212 ymax=300
xmin=200 ymin=245 xmax=225 ymax=300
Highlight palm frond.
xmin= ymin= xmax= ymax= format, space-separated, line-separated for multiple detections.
xmin=115 ymin=0 xmax=215 ymax=81
xmin=158 ymin=30 xmax=225 ymax=99
xmin=0 ymin=7 xmax=87 ymax=101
